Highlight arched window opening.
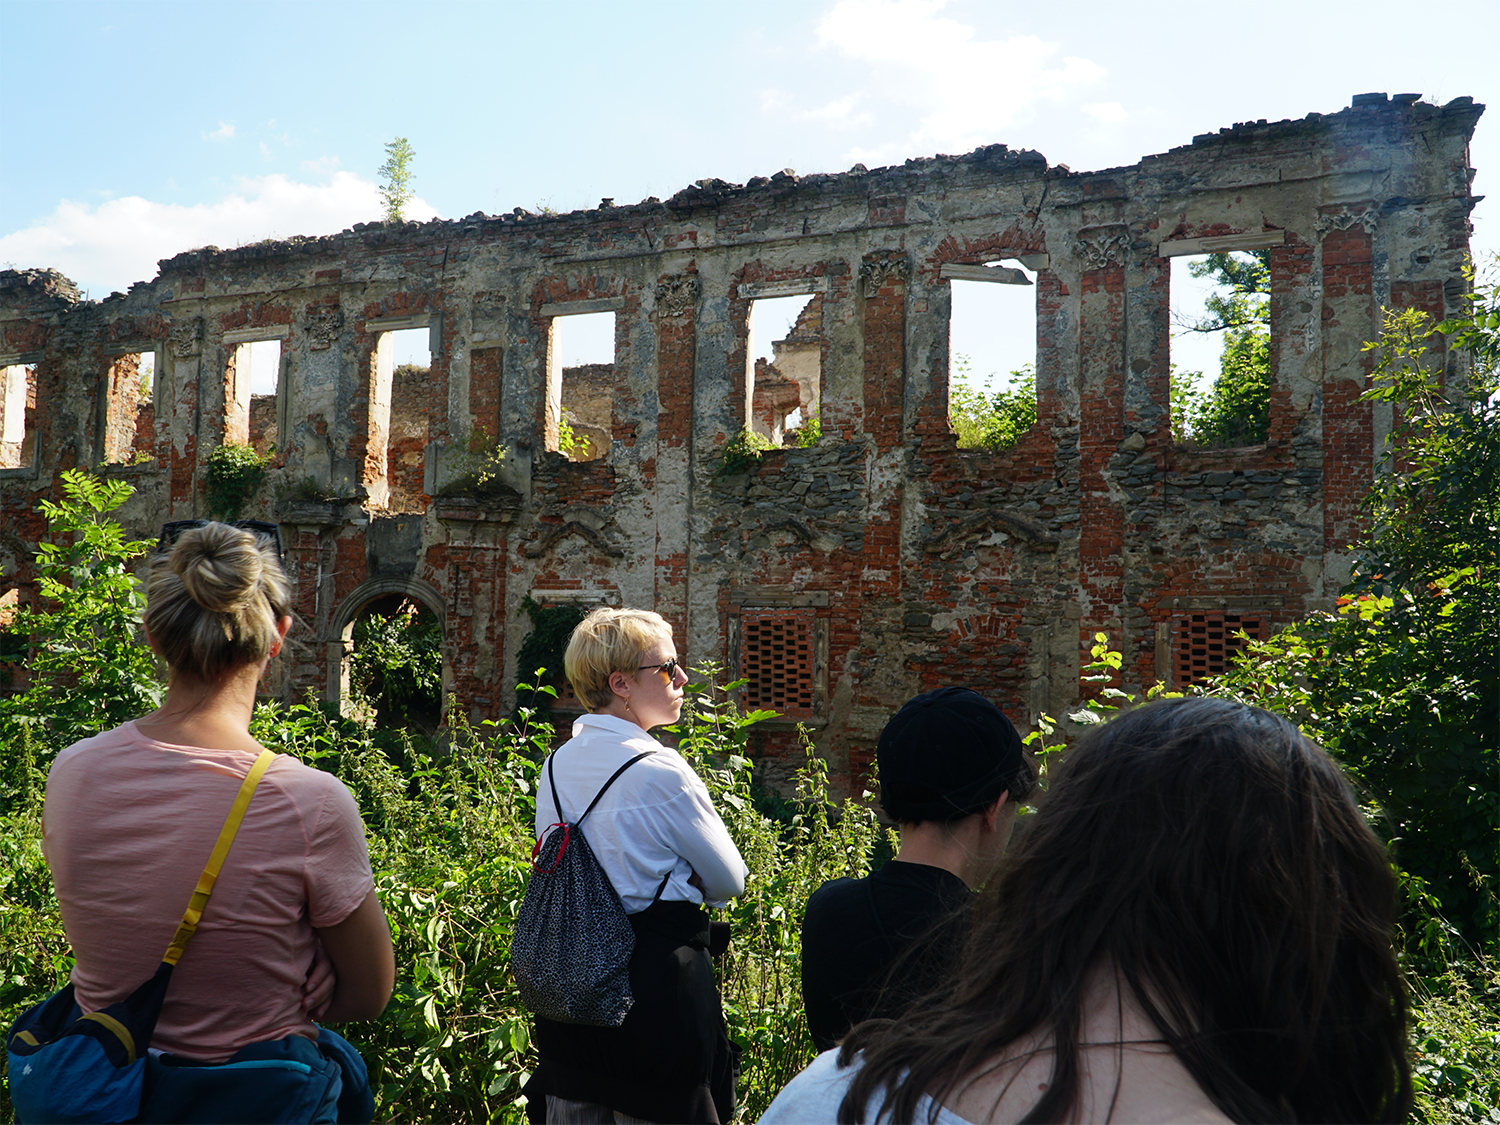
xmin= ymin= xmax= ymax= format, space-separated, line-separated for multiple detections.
xmin=346 ymin=594 xmax=444 ymax=744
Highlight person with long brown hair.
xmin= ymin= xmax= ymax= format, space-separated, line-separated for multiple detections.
xmin=761 ymin=697 xmax=1411 ymax=1124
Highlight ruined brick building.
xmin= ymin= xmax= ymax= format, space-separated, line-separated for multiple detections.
xmin=0 ymin=93 xmax=1484 ymax=789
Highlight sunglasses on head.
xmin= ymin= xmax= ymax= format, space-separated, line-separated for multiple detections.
xmin=158 ymin=519 xmax=284 ymax=558
xmin=639 ymin=657 xmax=682 ymax=680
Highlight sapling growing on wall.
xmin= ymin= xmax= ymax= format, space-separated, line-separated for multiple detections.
xmin=379 ymin=137 xmax=416 ymax=223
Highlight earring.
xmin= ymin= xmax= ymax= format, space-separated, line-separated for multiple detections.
xmin=624 ymin=697 xmax=633 ymax=714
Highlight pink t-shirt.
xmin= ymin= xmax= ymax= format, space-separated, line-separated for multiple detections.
xmin=42 ymin=721 xmax=374 ymax=1061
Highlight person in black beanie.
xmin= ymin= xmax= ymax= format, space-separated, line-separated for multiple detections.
xmin=800 ymin=687 xmax=1033 ymax=1052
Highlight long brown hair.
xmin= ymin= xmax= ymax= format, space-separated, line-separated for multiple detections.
xmin=838 ymin=697 xmax=1411 ymax=1123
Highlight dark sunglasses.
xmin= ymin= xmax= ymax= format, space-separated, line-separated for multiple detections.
xmin=158 ymin=519 xmax=284 ymax=558
xmin=639 ymin=657 xmax=682 ymax=680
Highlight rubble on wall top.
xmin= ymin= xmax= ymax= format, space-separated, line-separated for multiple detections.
xmin=0 ymin=268 xmax=82 ymax=307
xmin=129 ymin=94 xmax=1482 ymax=283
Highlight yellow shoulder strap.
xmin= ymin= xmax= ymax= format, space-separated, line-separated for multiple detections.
xmin=161 ymin=749 xmax=277 ymax=966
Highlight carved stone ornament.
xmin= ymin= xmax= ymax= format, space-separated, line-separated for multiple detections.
xmin=1073 ymin=231 xmax=1132 ymax=270
xmin=1315 ymin=209 xmax=1379 ymax=237
xmin=860 ymin=256 xmax=911 ymax=298
xmin=304 ymin=307 xmax=345 ymax=350
xmin=654 ymin=275 xmax=699 ymax=319
xmin=168 ymin=318 xmax=203 ymax=358
xmin=472 ymin=291 xmax=506 ymax=319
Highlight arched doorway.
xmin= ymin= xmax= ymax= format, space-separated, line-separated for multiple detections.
xmin=330 ymin=578 xmax=446 ymax=738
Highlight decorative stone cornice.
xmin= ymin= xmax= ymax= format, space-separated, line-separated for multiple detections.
xmin=304 ymin=307 xmax=345 ymax=350
xmin=167 ymin=317 xmax=202 ymax=358
xmin=1072 ymin=230 xmax=1132 ymax=270
xmin=654 ymin=275 xmax=699 ymax=319
xmin=521 ymin=518 xmax=626 ymax=559
xmin=1315 ymin=208 xmax=1379 ymax=236
xmin=922 ymin=508 xmax=1059 ymax=552
xmin=860 ymin=256 xmax=911 ymax=298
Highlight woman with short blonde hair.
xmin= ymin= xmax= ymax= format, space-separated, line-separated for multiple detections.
xmin=525 ymin=606 xmax=748 ymax=1124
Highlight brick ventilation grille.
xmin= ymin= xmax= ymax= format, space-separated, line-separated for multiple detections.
xmin=741 ymin=610 xmax=816 ymax=719
xmin=1174 ymin=613 xmax=1265 ymax=687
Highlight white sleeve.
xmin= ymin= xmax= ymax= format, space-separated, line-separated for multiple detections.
xmin=758 ymin=1051 xmax=861 ymax=1123
xmin=652 ymin=776 xmax=747 ymax=906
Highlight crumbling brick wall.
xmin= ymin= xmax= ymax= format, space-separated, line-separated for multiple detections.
xmin=0 ymin=94 xmax=1484 ymax=793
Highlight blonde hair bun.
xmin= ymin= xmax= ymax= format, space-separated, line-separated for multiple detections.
xmin=171 ymin=523 xmax=266 ymax=614
xmin=145 ymin=522 xmax=291 ymax=679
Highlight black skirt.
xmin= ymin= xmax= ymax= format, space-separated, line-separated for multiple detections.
xmin=524 ymin=900 xmax=739 ymax=1124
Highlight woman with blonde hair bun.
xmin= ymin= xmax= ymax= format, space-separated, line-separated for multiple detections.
xmin=37 ymin=520 xmax=394 ymax=1118
xmin=523 ymin=606 xmax=748 ymax=1124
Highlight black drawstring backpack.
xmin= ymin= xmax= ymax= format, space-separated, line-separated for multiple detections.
xmin=510 ymin=749 xmax=670 ymax=1027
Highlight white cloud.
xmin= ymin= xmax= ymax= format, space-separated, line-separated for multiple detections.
xmin=0 ymin=171 xmax=440 ymax=296
xmin=796 ymin=93 xmax=875 ymax=129
xmin=260 ymin=141 xmax=273 ymax=160
xmin=206 ymin=121 xmax=236 ymax=142
xmin=1083 ymin=102 xmax=1128 ymax=124
xmin=760 ymin=88 xmax=794 ymax=113
xmin=775 ymin=0 xmax=1107 ymax=158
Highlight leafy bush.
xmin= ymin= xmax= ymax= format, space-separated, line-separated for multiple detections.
xmin=715 ymin=427 xmax=779 ymax=477
xmin=950 ymin=360 xmax=1037 ymax=450
xmin=203 ymin=441 xmax=270 ymax=519
xmin=788 ymin=413 xmax=822 ymax=448
xmin=513 ymin=597 xmax=586 ymax=711
xmin=436 ymin=431 xmax=519 ymax=498
xmin=1216 ymin=272 xmax=1499 ymax=952
xmin=0 ymin=470 xmax=162 ymax=807
xmin=350 ymin=603 xmax=443 ymax=735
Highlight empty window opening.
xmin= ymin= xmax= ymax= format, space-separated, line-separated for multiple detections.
xmin=0 ymin=364 xmax=37 ymax=470
xmin=948 ymin=266 xmax=1038 ymax=451
xmin=740 ymin=608 xmax=816 ymax=719
xmin=1169 ymin=252 xmax=1271 ymax=448
xmin=103 ymin=352 xmax=156 ymax=465
xmin=547 ymin=311 xmax=614 ymax=461
xmin=376 ymin=328 xmax=431 ymax=512
xmin=1174 ymin=612 xmax=1265 ymax=688
xmin=345 ymin=595 xmax=444 ymax=746
xmin=226 ymin=340 xmax=282 ymax=454
xmin=748 ymin=294 xmax=821 ymax=446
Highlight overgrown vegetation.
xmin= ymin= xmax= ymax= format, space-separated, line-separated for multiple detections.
xmin=512 ymin=596 xmax=585 ymax=710
xmin=203 ymin=440 xmax=270 ymax=518
xmin=715 ymin=426 xmax=779 ymax=476
xmin=950 ymin=358 xmax=1038 ymax=450
xmin=0 ymin=474 xmax=882 ymax=1122
xmin=3 ymin=262 xmax=1496 ymax=1117
xmin=1173 ymin=250 xmax=1272 ymax=447
xmin=788 ymin=413 xmax=822 ymax=448
xmin=436 ymin=430 xmax=518 ymax=498
xmin=1211 ymin=264 xmax=1500 ymax=1120
xmin=350 ymin=601 xmax=444 ymax=737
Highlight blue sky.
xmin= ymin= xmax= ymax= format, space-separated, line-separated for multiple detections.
xmin=3 ymin=0 xmax=1496 ymax=383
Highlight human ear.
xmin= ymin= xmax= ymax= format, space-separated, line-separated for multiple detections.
xmin=983 ymin=792 xmax=1009 ymax=832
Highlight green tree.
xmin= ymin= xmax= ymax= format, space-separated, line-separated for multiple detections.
xmin=1174 ymin=250 xmax=1272 ymax=446
xmin=1217 ymin=266 xmax=1499 ymax=951
xmin=950 ymin=359 xmax=1038 ymax=450
xmin=379 ymin=137 xmax=416 ymax=223
xmin=0 ymin=470 xmax=162 ymax=810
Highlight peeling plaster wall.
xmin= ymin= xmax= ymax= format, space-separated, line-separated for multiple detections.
xmin=0 ymin=95 xmax=1484 ymax=793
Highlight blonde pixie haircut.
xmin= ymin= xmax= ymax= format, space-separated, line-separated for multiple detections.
xmin=144 ymin=522 xmax=291 ymax=679
xmin=565 ymin=607 xmax=673 ymax=713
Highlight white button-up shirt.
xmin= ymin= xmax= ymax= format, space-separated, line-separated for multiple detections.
xmin=534 ymin=713 xmax=748 ymax=912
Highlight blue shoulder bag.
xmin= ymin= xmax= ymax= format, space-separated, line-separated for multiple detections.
xmin=5 ymin=750 xmax=375 ymax=1124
